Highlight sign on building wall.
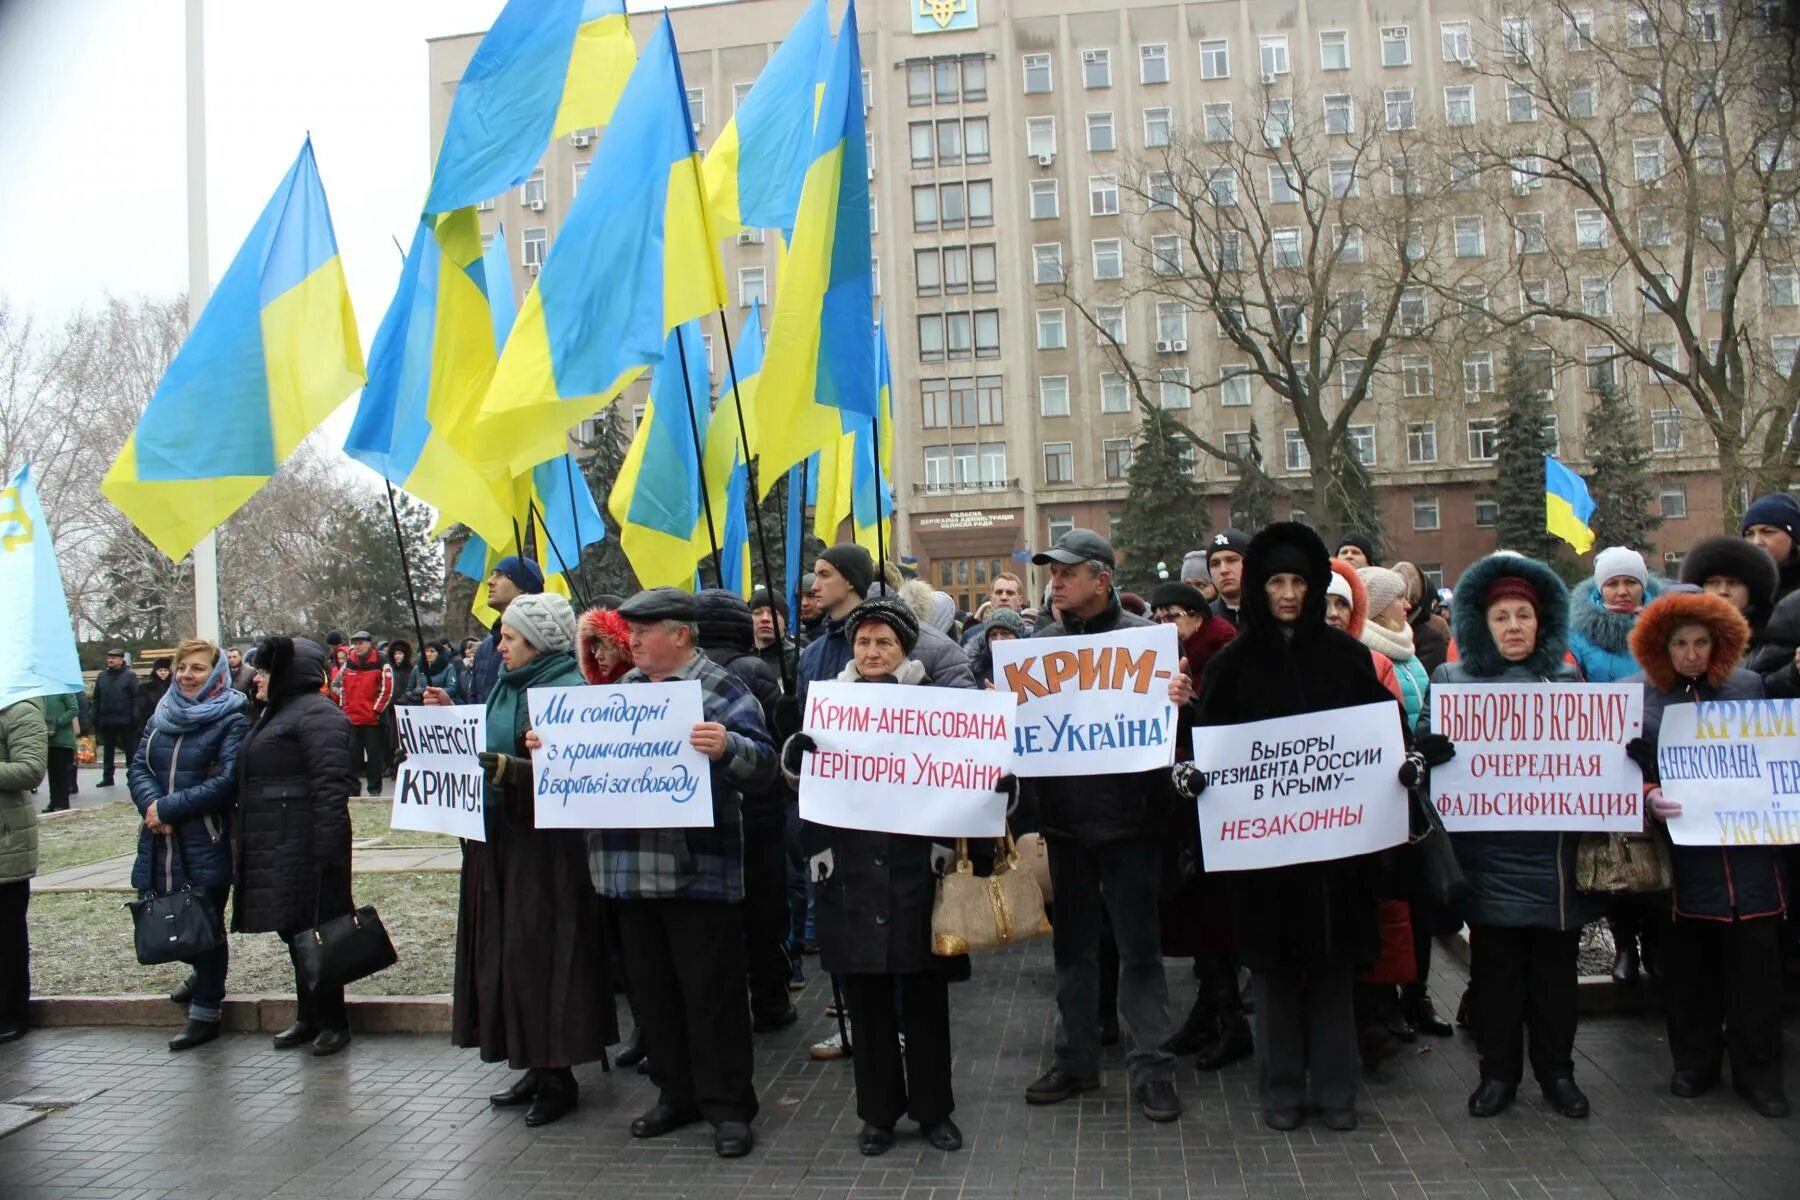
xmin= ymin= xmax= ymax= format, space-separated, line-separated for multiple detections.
xmin=913 ymin=0 xmax=979 ymax=35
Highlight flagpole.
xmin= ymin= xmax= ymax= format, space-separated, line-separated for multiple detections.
xmin=869 ymin=391 xmax=886 ymax=576
xmin=561 ymin=453 xmax=589 ymax=606
xmin=185 ymin=0 xmax=220 ymax=643
xmin=529 ymin=497 xmax=589 ymax=612
xmin=715 ymin=308 xmax=789 ymax=689
xmin=792 ymin=455 xmax=809 ymax=620
xmin=671 ymin=332 xmax=725 ymax=589
xmin=384 ymin=482 xmax=429 ymax=655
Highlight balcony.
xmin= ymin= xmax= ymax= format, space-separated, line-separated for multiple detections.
xmin=912 ymin=477 xmax=1020 ymax=496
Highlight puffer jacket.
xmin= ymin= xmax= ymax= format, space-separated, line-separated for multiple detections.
xmin=337 ymin=646 xmax=393 ymax=727
xmin=1745 ymin=588 xmax=1800 ymax=698
xmin=91 ymin=664 xmax=138 ymax=728
xmin=0 ymin=699 xmax=47 ymax=884
xmin=128 ymin=712 xmax=249 ymax=892
xmin=1568 ymin=576 xmax=1664 ymax=683
xmin=404 ymin=642 xmax=465 ymax=704
xmin=697 ymin=588 xmax=788 ymax=830
xmin=1631 ymin=591 xmax=1786 ymax=920
xmin=1425 ymin=553 xmax=1601 ymax=931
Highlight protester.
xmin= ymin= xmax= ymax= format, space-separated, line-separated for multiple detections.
xmin=458 ymin=557 xmax=546 ymax=705
xmin=1679 ymin=536 xmax=1780 ymax=643
xmin=1628 ymin=590 xmax=1789 ymax=1118
xmin=960 ymin=571 xmax=1026 ymax=652
xmin=1335 ymin=532 xmax=1379 ymax=569
xmin=1742 ymin=492 xmax=1800 ymax=605
xmin=798 ymin=572 xmax=824 ymax=645
xmin=336 ymin=631 xmax=393 ymax=796
xmin=1180 ymin=549 xmax=1219 ymax=603
xmin=328 ymin=643 xmax=349 ymax=699
xmin=590 ymin=587 xmax=777 ymax=1159
xmin=382 ymin=639 xmax=415 ymax=772
xmin=1425 ymin=553 xmax=1597 ymax=1119
xmin=134 ymin=657 xmax=172 ymax=747
xmin=1178 ymin=523 xmax=1407 ymax=1132
xmin=233 ymin=637 xmax=357 ymax=1058
xmin=1019 ymin=529 xmax=1185 ymax=1123
xmin=460 ymin=592 xmax=614 ymax=1128
xmin=782 ymin=597 xmax=967 ymax=1156
xmin=39 ymin=691 xmax=78 ymax=815
xmin=971 ymin=605 xmax=1028 ymax=687
xmin=128 ymin=639 xmax=249 ymax=1051
xmin=227 ymin=647 xmax=257 ymax=696
xmin=460 ymin=637 xmax=479 ymax=673
xmin=749 ymin=588 xmax=798 ymax=684
xmin=404 ymin=642 xmax=464 ymax=705
xmin=576 ymin=606 xmax=633 ymax=685
xmin=91 ymin=647 xmax=138 ymax=787
xmin=0 ymin=695 xmax=46 ymax=1045
xmin=1204 ymin=529 xmax=1250 ymax=627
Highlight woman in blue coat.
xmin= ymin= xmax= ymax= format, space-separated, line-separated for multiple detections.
xmin=128 ymin=639 xmax=249 ymax=1051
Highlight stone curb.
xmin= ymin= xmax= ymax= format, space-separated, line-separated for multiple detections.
xmin=28 ymin=994 xmax=452 ymax=1034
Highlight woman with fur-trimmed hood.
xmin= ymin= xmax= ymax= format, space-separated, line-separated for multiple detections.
xmin=1568 ymin=548 xmax=1664 ymax=684
xmin=577 ymin=606 xmax=633 ymax=685
xmin=1424 ymin=553 xmax=1597 ymax=1122
xmin=1628 ymin=591 xmax=1789 ymax=1119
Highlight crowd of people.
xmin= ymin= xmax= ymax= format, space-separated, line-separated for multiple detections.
xmin=4 ymin=495 xmax=1800 ymax=1151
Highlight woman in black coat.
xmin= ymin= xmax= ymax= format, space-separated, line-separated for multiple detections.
xmin=232 ymin=637 xmax=357 ymax=1057
xmin=1177 ymin=522 xmax=1407 ymax=1133
xmin=782 ymin=597 xmax=965 ymax=1157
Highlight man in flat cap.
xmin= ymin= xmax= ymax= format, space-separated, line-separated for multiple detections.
xmin=91 ymin=647 xmax=138 ymax=787
xmin=590 ymin=587 xmax=778 ymax=1159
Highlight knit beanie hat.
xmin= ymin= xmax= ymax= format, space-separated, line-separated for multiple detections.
xmin=1326 ymin=571 xmax=1354 ymax=604
xmin=493 ymin=554 xmax=547 ymax=595
xmin=1180 ymin=549 xmax=1211 ymax=583
xmin=984 ymin=607 xmax=1029 ymax=640
xmin=845 ymin=597 xmax=920 ymax=653
xmin=749 ymin=587 xmax=789 ymax=621
xmin=1358 ymin=567 xmax=1409 ymax=618
xmin=819 ymin=544 xmax=875 ymax=598
xmin=502 ymin=592 xmax=577 ymax=654
xmin=1593 ymin=545 xmax=1649 ymax=590
xmin=1336 ymin=531 xmax=1378 ymax=563
xmin=1206 ymin=528 xmax=1251 ymax=564
xmin=1742 ymin=492 xmax=1800 ymax=541
xmin=1485 ymin=575 xmax=1541 ymax=616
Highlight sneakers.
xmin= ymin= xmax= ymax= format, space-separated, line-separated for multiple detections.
xmin=810 ymin=1030 xmax=849 ymax=1060
xmin=1024 ymin=1066 xmax=1100 ymax=1105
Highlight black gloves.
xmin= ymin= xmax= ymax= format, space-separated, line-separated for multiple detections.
xmin=1171 ymin=761 xmax=1208 ymax=800
xmin=1398 ymin=752 xmax=1428 ymax=789
xmin=781 ymin=732 xmax=817 ymax=781
xmin=1625 ymin=737 xmax=1657 ymax=776
xmin=475 ymin=751 xmax=510 ymax=783
xmin=994 ymin=772 xmax=1020 ymax=815
xmin=1414 ymin=732 xmax=1456 ymax=767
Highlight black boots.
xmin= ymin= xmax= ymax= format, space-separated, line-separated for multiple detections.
xmin=168 ymin=1018 xmax=220 ymax=1052
xmin=525 ymin=1067 xmax=577 ymax=1127
xmin=1192 ymin=954 xmax=1253 ymax=1071
xmin=1160 ymin=986 xmax=1218 ymax=1057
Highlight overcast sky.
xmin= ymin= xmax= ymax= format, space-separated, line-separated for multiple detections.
xmin=0 ymin=0 xmax=725 ymax=459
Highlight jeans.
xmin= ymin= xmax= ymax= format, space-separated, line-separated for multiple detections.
xmin=1045 ymin=836 xmax=1174 ymax=1087
xmin=186 ymin=885 xmax=232 ymax=1023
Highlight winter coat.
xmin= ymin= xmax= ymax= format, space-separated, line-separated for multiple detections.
xmin=1568 ymin=576 xmax=1664 ymax=683
xmin=468 ymin=628 xmax=504 ymax=704
xmin=128 ymin=711 xmax=249 ymax=892
xmin=404 ymin=644 xmax=465 ymax=705
xmin=42 ymin=692 xmax=78 ymax=750
xmin=134 ymin=675 xmax=170 ymax=733
xmin=1410 ymin=606 xmax=1452 ymax=675
xmin=1209 ymin=596 xmax=1242 ymax=629
xmin=1745 ymin=588 xmax=1800 ymax=698
xmin=1361 ymin=618 xmax=1428 ymax=732
xmin=1018 ymin=593 xmax=1174 ymax=846
xmin=1630 ymin=591 xmax=1786 ymax=921
xmin=0 ymin=699 xmax=46 ymax=884
xmin=232 ymin=686 xmax=356 ymax=934
xmin=452 ymin=648 xmax=616 ymax=1069
xmin=337 ymin=647 xmax=394 ymax=727
xmin=92 ymin=664 xmax=138 ymax=729
xmin=1195 ymin=523 xmax=1402 ymax=973
xmin=697 ymin=589 xmax=789 ymax=831
xmin=1425 ymin=554 xmax=1601 ymax=931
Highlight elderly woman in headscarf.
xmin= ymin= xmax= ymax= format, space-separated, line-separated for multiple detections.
xmin=456 ymin=592 xmax=615 ymax=1128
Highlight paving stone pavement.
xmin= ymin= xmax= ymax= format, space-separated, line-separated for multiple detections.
xmin=2 ymin=940 xmax=1796 ymax=1199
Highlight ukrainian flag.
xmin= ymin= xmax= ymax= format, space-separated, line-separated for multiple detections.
xmin=753 ymin=0 xmax=879 ymax=497
xmin=477 ymin=15 xmax=728 ymax=479
xmin=701 ymin=302 xmax=766 ymax=597
xmin=609 ymin=321 xmax=716 ymax=591
xmin=784 ymin=451 xmax=819 ymax=611
xmin=425 ymin=0 xmax=633 ymax=214
xmin=701 ymin=0 xmax=831 ymax=238
xmin=104 ymin=139 xmax=363 ymax=562
xmin=1545 ymin=454 xmax=1598 ymax=554
xmin=851 ymin=311 xmax=896 ymax=554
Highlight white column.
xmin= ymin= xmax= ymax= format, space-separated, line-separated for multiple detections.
xmin=186 ymin=0 xmax=219 ymax=642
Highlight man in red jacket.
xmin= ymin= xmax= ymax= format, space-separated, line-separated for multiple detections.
xmin=338 ymin=630 xmax=394 ymax=796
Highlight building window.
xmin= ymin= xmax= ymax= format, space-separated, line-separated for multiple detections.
xmin=1400 ymin=288 xmax=1429 ymax=332
xmin=521 ymin=168 xmax=547 ymax=209
xmin=1402 ymin=356 xmax=1433 ymax=396
xmin=1140 ymin=43 xmax=1169 ymax=84
xmin=1444 ymin=85 xmax=1475 ymax=126
xmin=1156 ymin=301 xmax=1189 ymax=343
xmin=1148 ymin=171 xmax=1176 ymax=210
xmin=735 ymin=266 xmax=767 ymax=309
xmin=914 ymin=248 xmax=942 ymax=295
xmin=1204 ymin=102 xmax=1234 ymax=143
xmin=1284 ymin=429 xmax=1311 ymax=471
xmin=1160 ymin=368 xmax=1191 ymax=409
xmin=1771 ymin=267 xmax=1800 ymax=307
xmin=1200 ymin=38 xmax=1230 ymax=80
xmin=918 ymin=315 xmax=946 ymax=362
xmin=1027 ymin=116 xmax=1056 ymax=159
xmin=1635 ymin=138 xmax=1664 ymax=183
xmin=1506 ymin=84 xmax=1536 ymax=123
xmin=1030 ymin=178 xmax=1059 ymax=220
xmin=1576 ymin=209 xmax=1607 ymax=249
xmin=1044 ymin=442 xmax=1073 ymax=482
xmin=1336 ymin=289 xmax=1367 ymax=331
xmin=1348 ymin=424 xmax=1377 ymax=466
xmin=1566 ymin=9 xmax=1596 ymax=49
xmin=1442 ymin=20 xmax=1472 ymax=61
xmin=1474 ymin=496 xmax=1500 ymax=527
xmin=1463 ymin=351 xmax=1494 ymax=396
xmin=1407 ymin=421 xmax=1438 ymax=463
xmin=1381 ymin=26 xmax=1411 ymax=67
xmin=1413 ymin=496 xmax=1441 ymax=531
xmin=1501 ymin=15 xmax=1535 ymax=62
xmin=1104 ymin=438 xmax=1134 ymax=479
xmin=961 ymin=56 xmax=986 ymax=100
xmin=1100 ymin=371 xmax=1130 ymax=412
xmin=1515 ymin=212 xmax=1547 ymax=255
xmin=1033 ymin=243 xmax=1063 ymax=284
xmin=1037 ymin=308 xmax=1066 ymax=350
xmin=1652 ymin=408 xmax=1683 ymax=452
xmin=1384 ymin=89 xmax=1415 ymax=131
xmin=1259 ymin=35 xmax=1290 ymax=77
xmin=521 ymin=226 xmax=548 ymax=267
xmin=1334 ymin=223 xmax=1364 ymax=263
xmin=912 ymin=184 xmax=938 ymax=230
xmin=1659 ymin=483 xmax=1689 ymax=519
xmin=1320 ymin=30 xmax=1349 ymax=71
xmin=1569 ymin=80 xmax=1597 ymax=119
xmin=973 ymin=310 xmax=1000 ymax=358
xmin=1092 ymin=239 xmax=1124 ymax=279
xmin=1581 ymin=276 xmax=1612 ymax=317
xmin=1082 ymin=48 xmax=1112 ymax=89
xmin=1586 ymin=344 xmax=1617 ymax=390
xmin=1040 ymin=376 xmax=1070 ymax=417
xmin=1324 ymin=93 xmax=1354 ymax=135
xmin=1221 ymin=365 xmax=1251 ymax=406
xmin=1454 ymin=215 xmax=1486 ymax=257
xmin=1263 ymin=98 xmax=1294 ymax=146
xmin=685 ymin=87 xmax=706 ymax=130
xmin=1087 ymin=111 xmax=1116 ymax=152
xmin=1467 ymin=419 xmax=1500 ymax=461
xmin=572 ymin=161 xmax=589 ymax=195
xmin=1144 ymin=107 xmax=1172 ymax=148
xmin=1023 ymin=53 xmax=1052 ymax=94
xmin=1268 ymin=165 xmax=1300 ymax=204
xmin=1271 ymin=227 xmax=1302 ymax=268
xmin=1151 ymin=235 xmax=1183 ymax=277
xmin=923 ymin=445 xmax=950 ymax=487
xmin=920 ymin=380 xmax=949 ymax=429
xmin=907 ymin=62 xmax=932 ymax=106
xmin=1089 ymin=175 xmax=1120 ymax=216
xmin=1329 ymin=159 xmax=1359 ymax=199
xmin=1777 ymin=335 xmax=1800 ymax=376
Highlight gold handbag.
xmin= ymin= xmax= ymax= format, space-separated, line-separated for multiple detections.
xmin=931 ymin=833 xmax=1052 ymax=956
xmin=1575 ymin=830 xmax=1673 ymax=894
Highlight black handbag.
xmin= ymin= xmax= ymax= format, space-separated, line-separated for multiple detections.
xmin=289 ymin=905 xmax=398 ymax=993
xmin=128 ymin=834 xmax=223 ymax=966
xmin=1404 ymin=784 xmax=1467 ymax=909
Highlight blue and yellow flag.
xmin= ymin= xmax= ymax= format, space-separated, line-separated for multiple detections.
xmin=0 ymin=464 xmax=83 ymax=707
xmin=754 ymin=0 xmax=878 ymax=497
xmin=701 ymin=302 xmax=765 ymax=598
xmin=478 ymin=15 xmax=728 ymax=479
xmin=784 ymin=451 xmax=819 ymax=614
xmin=609 ymin=321 xmax=716 ymax=591
xmin=425 ymin=0 xmax=633 ymax=214
xmin=851 ymin=311 xmax=896 ymax=555
xmin=702 ymin=0 xmax=831 ymax=238
xmin=104 ymin=139 xmax=363 ymax=561
xmin=1545 ymin=454 xmax=1598 ymax=554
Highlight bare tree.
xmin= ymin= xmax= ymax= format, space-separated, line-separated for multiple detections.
xmin=1454 ymin=0 xmax=1800 ymax=525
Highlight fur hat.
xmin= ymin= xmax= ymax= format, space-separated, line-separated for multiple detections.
xmin=1629 ymin=591 xmax=1752 ymax=691
xmin=1679 ymin=536 xmax=1780 ymax=614
xmin=1242 ymin=522 xmax=1330 ymax=638
xmin=578 ymin=607 xmax=632 ymax=684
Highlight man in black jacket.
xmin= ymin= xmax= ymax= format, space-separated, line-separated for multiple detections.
xmin=1204 ymin=529 xmax=1250 ymax=629
xmin=90 ymin=648 xmax=138 ymax=786
xmin=748 ymin=589 xmax=799 ymax=689
xmin=696 ymin=589 xmax=800 ymax=1030
xmin=1017 ymin=530 xmax=1188 ymax=1124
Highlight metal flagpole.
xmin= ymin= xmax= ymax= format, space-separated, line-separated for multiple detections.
xmin=185 ymin=0 xmax=220 ymax=642
xmin=384 ymin=483 xmax=429 ymax=654
xmin=714 ymin=309 xmax=789 ymax=690
xmin=671 ymin=332 xmax=725 ymax=589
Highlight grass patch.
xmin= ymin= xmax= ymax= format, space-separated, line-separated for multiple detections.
xmin=29 ymin=871 xmax=459 ymax=997
xmin=348 ymin=799 xmax=460 ymax=850
xmin=34 ymin=805 xmax=143 ymax=875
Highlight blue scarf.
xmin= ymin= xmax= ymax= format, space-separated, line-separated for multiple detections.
xmin=148 ymin=653 xmax=247 ymax=734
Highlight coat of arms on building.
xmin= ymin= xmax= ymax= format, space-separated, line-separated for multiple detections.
xmin=914 ymin=0 xmax=977 ymax=34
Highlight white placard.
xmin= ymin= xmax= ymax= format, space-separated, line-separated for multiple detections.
xmin=1191 ymin=701 xmax=1409 ymax=871
xmin=1430 ymin=683 xmax=1644 ymax=832
xmin=390 ymin=705 xmax=488 ymax=842
xmin=528 ymin=681 xmax=714 ymax=829
xmin=989 ymin=623 xmax=1181 ymax=777
xmin=797 ymin=682 xmax=1016 ymax=837
xmin=1658 ymin=698 xmax=1800 ymax=846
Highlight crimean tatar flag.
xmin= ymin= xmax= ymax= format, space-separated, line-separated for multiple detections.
xmin=104 ymin=139 xmax=363 ymax=561
xmin=1545 ymin=454 xmax=1598 ymax=554
xmin=0 ymin=464 xmax=84 ymax=707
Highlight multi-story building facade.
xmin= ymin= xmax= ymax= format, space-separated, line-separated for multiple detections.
xmin=432 ymin=1 xmax=1774 ymax=606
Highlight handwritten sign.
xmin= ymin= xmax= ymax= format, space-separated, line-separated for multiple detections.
xmin=798 ymin=682 xmax=1016 ymax=837
xmin=528 ymin=682 xmax=713 ymax=829
xmin=990 ymin=624 xmax=1181 ymax=777
xmin=391 ymin=705 xmax=487 ymax=842
xmin=1191 ymin=702 xmax=1408 ymax=870
xmin=1658 ymin=699 xmax=1800 ymax=846
xmin=1430 ymin=683 xmax=1643 ymax=832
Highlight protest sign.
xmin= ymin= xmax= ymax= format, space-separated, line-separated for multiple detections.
xmin=797 ymin=682 xmax=1016 ymax=838
xmin=1657 ymin=698 xmax=1800 ymax=846
xmin=990 ymin=623 xmax=1181 ymax=777
xmin=391 ymin=705 xmax=487 ymax=842
xmin=528 ymin=681 xmax=713 ymax=830
xmin=1191 ymin=701 xmax=1408 ymax=871
xmin=1430 ymin=683 xmax=1643 ymax=832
